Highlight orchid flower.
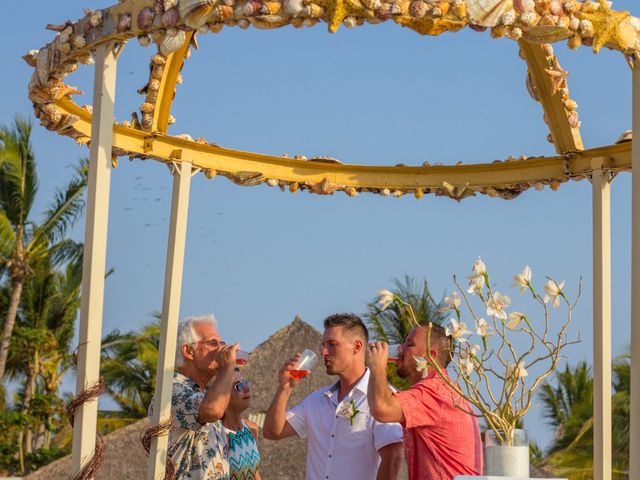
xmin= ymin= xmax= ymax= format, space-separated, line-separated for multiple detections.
xmin=486 ymin=291 xmax=511 ymax=320
xmin=445 ymin=318 xmax=471 ymax=342
xmin=512 ymin=265 xmax=532 ymax=294
xmin=440 ymin=291 xmax=461 ymax=313
xmin=507 ymin=311 xmax=527 ymax=330
xmin=414 ymin=356 xmax=429 ymax=379
xmin=543 ymin=279 xmax=565 ymax=308
xmin=377 ymin=289 xmax=394 ymax=311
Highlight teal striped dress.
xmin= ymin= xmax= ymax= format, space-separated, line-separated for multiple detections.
xmin=224 ymin=420 xmax=261 ymax=480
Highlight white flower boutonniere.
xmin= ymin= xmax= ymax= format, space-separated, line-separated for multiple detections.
xmin=337 ymin=399 xmax=361 ymax=426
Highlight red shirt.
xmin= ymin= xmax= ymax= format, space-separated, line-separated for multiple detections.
xmin=394 ymin=370 xmax=483 ymax=480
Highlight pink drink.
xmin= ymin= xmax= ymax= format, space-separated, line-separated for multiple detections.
xmin=289 ymin=369 xmax=311 ymax=380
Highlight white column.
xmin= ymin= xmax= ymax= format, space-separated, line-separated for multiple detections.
xmin=71 ymin=43 xmax=117 ymax=474
xmin=630 ymin=61 xmax=640 ymax=480
xmin=592 ymin=160 xmax=611 ymax=480
xmin=147 ymin=161 xmax=193 ymax=480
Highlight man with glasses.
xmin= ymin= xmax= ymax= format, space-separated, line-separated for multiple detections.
xmin=149 ymin=314 xmax=239 ymax=480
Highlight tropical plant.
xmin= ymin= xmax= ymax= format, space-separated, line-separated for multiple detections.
xmin=0 ymin=115 xmax=87 ymax=382
xmin=536 ymin=356 xmax=630 ymax=479
xmin=365 ymin=275 xmax=445 ymax=344
xmin=101 ymin=319 xmax=160 ymax=418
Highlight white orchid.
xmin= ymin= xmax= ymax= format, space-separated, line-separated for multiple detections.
xmin=377 ymin=289 xmax=394 ymax=310
xmin=459 ymin=343 xmax=481 ymax=361
xmin=507 ymin=311 xmax=526 ymax=330
xmin=414 ymin=356 xmax=429 ymax=378
xmin=472 ymin=257 xmax=486 ymax=275
xmin=475 ymin=318 xmax=493 ymax=337
xmin=445 ymin=318 xmax=472 ymax=342
xmin=440 ymin=291 xmax=461 ymax=313
xmin=467 ymin=273 xmax=485 ymax=295
xmin=512 ymin=265 xmax=532 ymax=294
xmin=459 ymin=356 xmax=475 ymax=376
xmin=337 ymin=399 xmax=361 ymax=425
xmin=543 ymin=279 xmax=565 ymax=308
xmin=506 ymin=360 xmax=528 ymax=379
xmin=486 ymin=291 xmax=511 ymax=319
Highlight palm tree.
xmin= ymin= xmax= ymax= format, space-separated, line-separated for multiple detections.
xmin=100 ymin=320 xmax=160 ymax=417
xmin=0 ymin=115 xmax=87 ymax=382
xmin=537 ymin=358 xmax=630 ymax=479
xmin=5 ymin=255 xmax=82 ymax=457
xmin=365 ymin=275 xmax=446 ymax=344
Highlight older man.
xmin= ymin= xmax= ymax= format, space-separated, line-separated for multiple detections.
xmin=149 ymin=314 xmax=238 ymax=480
xmin=263 ymin=313 xmax=404 ymax=480
xmin=367 ymin=324 xmax=483 ymax=480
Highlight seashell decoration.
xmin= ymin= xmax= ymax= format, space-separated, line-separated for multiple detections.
xmin=162 ymin=8 xmax=181 ymax=27
xmin=523 ymin=24 xmax=571 ymax=42
xmin=36 ymin=48 xmax=50 ymax=86
xmin=117 ymin=13 xmax=132 ymax=32
xmin=138 ymin=7 xmax=155 ymax=30
xmin=283 ymin=0 xmax=304 ymax=16
xmin=410 ymin=1 xmax=429 ymax=18
xmin=467 ymin=0 xmax=514 ymax=27
xmin=160 ymin=29 xmax=187 ymax=55
xmin=179 ymin=0 xmax=217 ymax=29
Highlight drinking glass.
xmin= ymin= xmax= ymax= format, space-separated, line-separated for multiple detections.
xmin=236 ymin=349 xmax=249 ymax=366
xmin=289 ymin=349 xmax=319 ymax=380
xmin=387 ymin=344 xmax=401 ymax=363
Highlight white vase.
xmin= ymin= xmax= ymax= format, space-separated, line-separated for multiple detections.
xmin=484 ymin=429 xmax=530 ymax=477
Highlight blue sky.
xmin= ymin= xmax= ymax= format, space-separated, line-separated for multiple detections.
xmin=2 ymin=0 xmax=637 ymax=450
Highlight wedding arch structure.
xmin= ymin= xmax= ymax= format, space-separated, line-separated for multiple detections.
xmin=25 ymin=0 xmax=640 ymax=478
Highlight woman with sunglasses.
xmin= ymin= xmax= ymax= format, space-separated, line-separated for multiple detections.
xmin=222 ymin=368 xmax=261 ymax=480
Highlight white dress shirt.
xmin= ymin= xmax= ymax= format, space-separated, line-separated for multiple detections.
xmin=286 ymin=369 xmax=403 ymax=480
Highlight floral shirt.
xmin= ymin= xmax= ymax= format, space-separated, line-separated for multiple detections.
xmin=149 ymin=372 xmax=230 ymax=480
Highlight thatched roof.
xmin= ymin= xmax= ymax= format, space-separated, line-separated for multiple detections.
xmin=26 ymin=316 xmax=338 ymax=480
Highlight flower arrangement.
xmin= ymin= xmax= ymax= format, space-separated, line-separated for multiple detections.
xmin=377 ymin=259 xmax=580 ymax=445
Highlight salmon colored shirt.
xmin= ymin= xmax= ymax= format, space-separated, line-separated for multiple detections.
xmin=394 ymin=370 xmax=483 ymax=480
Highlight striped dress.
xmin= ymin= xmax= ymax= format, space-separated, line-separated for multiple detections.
xmin=224 ymin=420 xmax=261 ymax=480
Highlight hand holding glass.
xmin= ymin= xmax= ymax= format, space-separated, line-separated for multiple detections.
xmin=289 ymin=349 xmax=319 ymax=380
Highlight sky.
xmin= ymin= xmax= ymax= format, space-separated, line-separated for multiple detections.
xmin=1 ymin=0 xmax=638 ymax=451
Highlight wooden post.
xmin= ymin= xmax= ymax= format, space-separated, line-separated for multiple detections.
xmin=631 ymin=60 xmax=640 ymax=480
xmin=71 ymin=43 xmax=117 ymax=475
xmin=592 ymin=159 xmax=611 ymax=480
xmin=147 ymin=161 xmax=193 ymax=480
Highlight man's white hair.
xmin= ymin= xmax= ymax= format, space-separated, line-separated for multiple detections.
xmin=175 ymin=314 xmax=218 ymax=368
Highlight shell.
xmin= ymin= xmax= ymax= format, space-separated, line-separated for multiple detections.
xmin=263 ymin=1 xmax=282 ymax=14
xmin=138 ymin=7 xmax=155 ymax=29
xmin=563 ymin=98 xmax=577 ymax=111
xmin=513 ymin=0 xmax=534 ymax=13
xmin=534 ymin=0 xmax=550 ymax=15
xmin=562 ymin=0 xmax=578 ymax=13
xmin=179 ymin=0 xmax=216 ymax=29
xmin=519 ymin=11 xmax=538 ymax=25
xmin=451 ymin=0 xmax=466 ymax=18
xmin=209 ymin=22 xmax=224 ymax=31
xmin=467 ymin=0 xmax=513 ymax=27
xmin=410 ymin=1 xmax=429 ymax=17
xmin=138 ymin=34 xmax=152 ymax=47
xmin=243 ymin=0 xmax=264 ymax=16
xmin=116 ymin=13 xmax=132 ymax=33
xmin=36 ymin=48 xmax=50 ymax=85
xmin=343 ymin=15 xmax=358 ymax=27
xmin=567 ymin=111 xmax=580 ymax=128
xmin=213 ymin=4 xmax=234 ymax=20
xmin=164 ymin=0 xmax=179 ymax=9
xmin=162 ymin=7 xmax=181 ymax=26
xmin=160 ymin=30 xmax=187 ymax=55
xmin=549 ymin=0 xmax=563 ymax=16
xmin=283 ymin=0 xmax=304 ymax=16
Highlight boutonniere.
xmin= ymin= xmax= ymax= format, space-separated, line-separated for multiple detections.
xmin=338 ymin=399 xmax=361 ymax=426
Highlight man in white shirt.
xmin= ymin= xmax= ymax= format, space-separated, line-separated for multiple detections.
xmin=263 ymin=313 xmax=404 ymax=480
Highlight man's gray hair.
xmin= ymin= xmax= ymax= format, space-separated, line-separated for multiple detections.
xmin=175 ymin=314 xmax=218 ymax=368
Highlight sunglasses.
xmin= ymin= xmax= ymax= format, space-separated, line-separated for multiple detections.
xmin=233 ymin=380 xmax=250 ymax=392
